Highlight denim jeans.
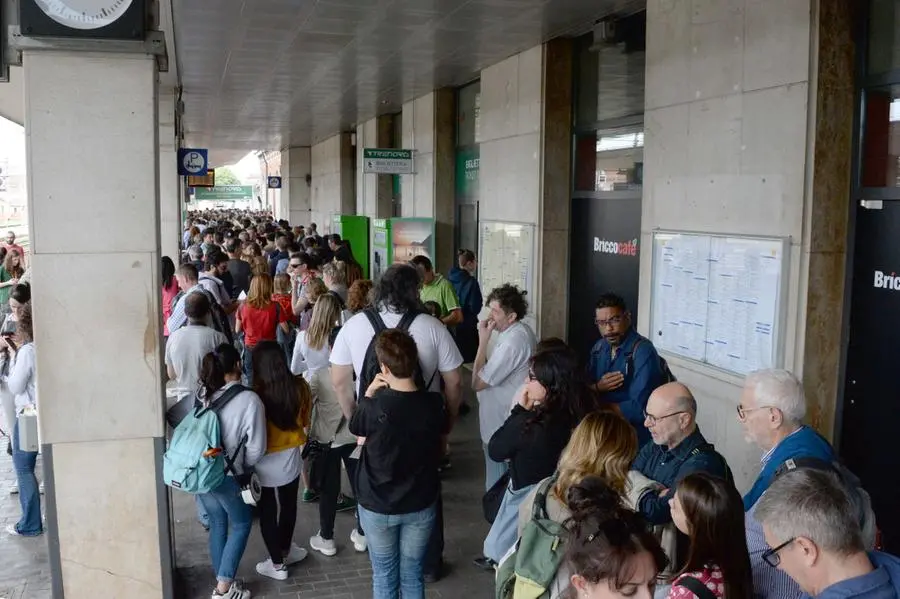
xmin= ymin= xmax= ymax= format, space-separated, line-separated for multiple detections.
xmin=483 ymin=444 xmax=508 ymax=492
xmin=196 ymin=495 xmax=209 ymax=528
xmin=12 ymin=419 xmax=42 ymax=536
xmin=358 ymin=503 xmax=436 ymax=599
xmin=483 ymin=481 xmax=536 ymax=562
xmin=197 ymin=476 xmax=253 ymax=583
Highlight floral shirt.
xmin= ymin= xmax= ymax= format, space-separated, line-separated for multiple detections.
xmin=668 ymin=565 xmax=726 ymax=599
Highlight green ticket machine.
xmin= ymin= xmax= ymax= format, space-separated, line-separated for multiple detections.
xmin=372 ymin=218 xmax=392 ymax=281
xmin=331 ymin=214 xmax=370 ymax=278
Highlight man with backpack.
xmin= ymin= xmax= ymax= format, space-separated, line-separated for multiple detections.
xmin=739 ymin=369 xmax=877 ymax=599
xmin=167 ymin=263 xmax=234 ymax=344
xmin=588 ymin=293 xmax=668 ymax=446
xmin=330 ymin=263 xmax=463 ymax=583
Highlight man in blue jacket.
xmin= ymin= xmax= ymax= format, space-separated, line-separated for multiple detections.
xmin=755 ymin=468 xmax=900 ymax=599
xmin=588 ymin=293 xmax=663 ymax=446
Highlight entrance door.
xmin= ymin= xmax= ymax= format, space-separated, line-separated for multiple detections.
xmin=842 ymin=202 xmax=900 ymax=552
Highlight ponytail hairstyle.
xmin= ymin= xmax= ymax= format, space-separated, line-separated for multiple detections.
xmin=198 ymin=343 xmax=242 ymax=400
xmin=564 ymin=476 xmax=668 ymax=598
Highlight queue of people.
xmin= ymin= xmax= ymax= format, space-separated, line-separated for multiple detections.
xmin=154 ymin=209 xmax=900 ymax=599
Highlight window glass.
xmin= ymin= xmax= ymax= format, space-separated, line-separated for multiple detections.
xmin=861 ymin=85 xmax=900 ymax=187
xmin=457 ymin=82 xmax=481 ymax=148
xmin=868 ymin=0 xmax=900 ymax=75
xmin=574 ymin=127 xmax=644 ymax=192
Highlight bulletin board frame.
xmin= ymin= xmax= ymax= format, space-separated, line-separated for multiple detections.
xmin=649 ymin=230 xmax=791 ymax=376
xmin=478 ymin=220 xmax=537 ymax=303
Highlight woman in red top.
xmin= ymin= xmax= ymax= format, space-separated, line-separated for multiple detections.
xmin=236 ymin=273 xmax=290 ymax=384
xmin=668 ymin=473 xmax=752 ymax=599
xmin=161 ymin=256 xmax=179 ymax=338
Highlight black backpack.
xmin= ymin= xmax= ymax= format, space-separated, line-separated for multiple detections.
xmin=628 ymin=338 xmax=676 ymax=383
xmin=198 ymin=288 xmax=234 ymax=345
xmin=357 ymin=308 xmax=437 ymax=403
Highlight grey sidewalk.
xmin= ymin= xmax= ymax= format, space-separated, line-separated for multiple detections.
xmin=0 ymin=405 xmax=495 ymax=599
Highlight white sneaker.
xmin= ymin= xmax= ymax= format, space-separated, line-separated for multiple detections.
xmin=283 ymin=542 xmax=308 ymax=566
xmin=39 ymin=483 xmax=44 ymax=495
xmin=9 ymin=483 xmax=17 ymax=495
xmin=350 ymin=529 xmax=367 ymax=553
xmin=211 ymin=580 xmax=250 ymax=599
xmin=309 ymin=533 xmax=337 ymax=557
xmin=255 ymin=558 xmax=288 ymax=581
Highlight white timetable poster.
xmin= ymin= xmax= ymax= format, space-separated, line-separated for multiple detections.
xmin=479 ymin=221 xmax=536 ymax=300
xmin=651 ymin=232 xmax=786 ymax=375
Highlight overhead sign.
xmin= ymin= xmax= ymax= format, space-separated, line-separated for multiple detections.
xmin=267 ymin=176 xmax=282 ymax=189
xmin=363 ymin=148 xmax=414 ymax=175
xmin=178 ymin=148 xmax=208 ymax=176
xmin=194 ymin=185 xmax=254 ymax=201
xmin=187 ymin=169 xmax=215 ymax=188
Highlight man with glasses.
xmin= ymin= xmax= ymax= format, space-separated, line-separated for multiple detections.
xmin=629 ymin=382 xmax=730 ymax=528
xmin=755 ymin=468 xmax=900 ymax=599
xmin=739 ymin=369 xmax=836 ymax=599
xmin=588 ymin=293 xmax=664 ymax=445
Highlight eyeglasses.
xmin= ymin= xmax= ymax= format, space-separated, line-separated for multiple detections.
xmin=762 ymin=537 xmax=796 ymax=568
xmin=643 ymin=410 xmax=687 ymax=426
xmin=595 ymin=315 xmax=624 ymax=328
xmin=736 ymin=404 xmax=773 ymax=419
xmin=289 ymin=263 xmax=302 ymax=269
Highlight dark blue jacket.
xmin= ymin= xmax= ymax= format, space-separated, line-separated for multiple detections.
xmin=588 ymin=328 xmax=663 ymax=446
xmin=743 ymin=425 xmax=834 ymax=511
xmin=447 ymin=266 xmax=482 ymax=362
xmin=632 ymin=428 xmax=730 ymax=525
xmin=813 ymin=552 xmax=900 ymax=599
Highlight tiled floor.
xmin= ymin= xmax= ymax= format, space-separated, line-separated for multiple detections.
xmin=0 ymin=397 xmax=496 ymax=599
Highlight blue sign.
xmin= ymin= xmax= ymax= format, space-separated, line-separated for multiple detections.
xmin=178 ymin=148 xmax=208 ymax=176
xmin=267 ymin=176 xmax=282 ymax=189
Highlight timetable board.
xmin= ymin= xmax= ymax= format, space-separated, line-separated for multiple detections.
xmin=650 ymin=232 xmax=787 ymax=375
xmin=479 ymin=221 xmax=536 ymax=301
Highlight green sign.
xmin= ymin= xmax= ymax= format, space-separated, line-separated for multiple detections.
xmin=194 ymin=185 xmax=254 ymax=201
xmin=455 ymin=147 xmax=480 ymax=198
xmin=363 ymin=148 xmax=414 ymax=175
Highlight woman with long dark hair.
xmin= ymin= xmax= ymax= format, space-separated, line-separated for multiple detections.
xmin=162 ymin=256 xmax=179 ymax=337
xmin=0 ymin=250 xmax=24 ymax=318
xmin=477 ymin=345 xmax=581 ymax=569
xmin=1 ymin=283 xmax=30 ymax=462
xmin=667 ymin=473 xmax=752 ymax=599
xmin=251 ymin=341 xmax=312 ymax=580
xmin=195 ymin=343 xmax=266 ymax=599
xmin=563 ymin=476 xmax=668 ymax=599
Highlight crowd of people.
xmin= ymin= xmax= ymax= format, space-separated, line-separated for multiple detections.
xmin=156 ymin=209 xmax=899 ymax=599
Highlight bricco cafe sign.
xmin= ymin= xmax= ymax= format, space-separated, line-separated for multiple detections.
xmin=363 ymin=149 xmax=415 ymax=175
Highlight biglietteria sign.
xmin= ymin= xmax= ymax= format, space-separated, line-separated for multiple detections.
xmin=363 ymin=149 xmax=415 ymax=175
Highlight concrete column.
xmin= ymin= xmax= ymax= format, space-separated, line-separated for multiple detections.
xmin=639 ymin=0 xmax=855 ymax=490
xmin=282 ymin=146 xmax=311 ymax=226
xmin=159 ymin=89 xmax=180 ymax=259
xmin=356 ymin=115 xmax=394 ymax=219
xmin=538 ymin=39 xmax=574 ymax=340
xmin=24 ymin=51 xmax=170 ymax=598
xmin=399 ymin=91 xmax=455 ymax=272
xmin=310 ymin=134 xmax=354 ymax=233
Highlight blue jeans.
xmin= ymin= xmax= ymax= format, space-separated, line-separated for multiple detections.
xmin=197 ymin=476 xmax=253 ymax=584
xmin=483 ymin=444 xmax=508 ymax=492
xmin=196 ymin=495 xmax=209 ymax=528
xmin=358 ymin=503 xmax=436 ymax=599
xmin=12 ymin=420 xmax=42 ymax=536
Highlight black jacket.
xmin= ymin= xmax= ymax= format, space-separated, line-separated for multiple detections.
xmin=488 ymin=405 xmax=574 ymax=490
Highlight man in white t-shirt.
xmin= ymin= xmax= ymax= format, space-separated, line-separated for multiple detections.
xmin=330 ymin=263 xmax=463 ymax=583
xmin=165 ymin=292 xmax=227 ymax=396
xmin=472 ymin=284 xmax=536 ymax=492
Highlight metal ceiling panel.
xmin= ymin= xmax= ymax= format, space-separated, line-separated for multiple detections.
xmin=173 ymin=0 xmax=646 ymax=163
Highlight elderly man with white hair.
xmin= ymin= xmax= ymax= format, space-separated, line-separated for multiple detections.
xmin=739 ymin=369 xmax=836 ymax=599
xmin=755 ymin=469 xmax=900 ymax=599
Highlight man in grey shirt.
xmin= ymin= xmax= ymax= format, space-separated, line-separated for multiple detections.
xmin=165 ymin=292 xmax=227 ymax=396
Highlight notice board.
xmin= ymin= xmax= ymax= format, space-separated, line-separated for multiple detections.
xmin=479 ymin=221 xmax=536 ymax=300
xmin=650 ymin=231 xmax=788 ymax=375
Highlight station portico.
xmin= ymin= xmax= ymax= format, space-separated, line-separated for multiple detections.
xmin=0 ymin=0 xmax=893 ymax=597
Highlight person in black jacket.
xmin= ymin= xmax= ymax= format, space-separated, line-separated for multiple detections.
xmin=476 ymin=345 xmax=582 ymax=570
xmin=349 ymin=328 xmax=447 ymax=599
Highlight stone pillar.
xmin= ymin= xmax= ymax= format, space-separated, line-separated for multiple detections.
xmin=310 ymin=134 xmax=354 ymax=233
xmin=399 ymin=91 xmax=455 ymax=272
xmin=159 ymin=89 xmax=180 ymax=259
xmin=282 ymin=147 xmax=311 ymax=226
xmin=356 ymin=115 xmax=395 ymax=219
xmin=24 ymin=51 xmax=170 ymax=598
xmin=539 ymin=39 xmax=574 ymax=340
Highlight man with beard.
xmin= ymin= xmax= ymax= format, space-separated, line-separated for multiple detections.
xmin=587 ymin=293 xmax=664 ymax=446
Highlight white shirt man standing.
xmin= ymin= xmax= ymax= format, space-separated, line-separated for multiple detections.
xmin=472 ymin=284 xmax=536 ymax=492
xmin=165 ymin=292 xmax=227 ymax=397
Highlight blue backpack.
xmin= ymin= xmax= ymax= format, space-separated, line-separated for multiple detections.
xmin=162 ymin=384 xmax=248 ymax=494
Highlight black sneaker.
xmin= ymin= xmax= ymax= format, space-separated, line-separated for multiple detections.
xmin=438 ymin=456 xmax=452 ymax=473
xmin=473 ymin=556 xmax=497 ymax=572
xmin=424 ymin=561 xmax=444 ymax=583
xmin=336 ymin=494 xmax=357 ymax=512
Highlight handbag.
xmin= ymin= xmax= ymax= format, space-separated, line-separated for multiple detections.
xmin=482 ymin=471 xmax=511 ymax=524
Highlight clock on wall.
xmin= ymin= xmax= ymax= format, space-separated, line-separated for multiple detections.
xmin=19 ymin=0 xmax=148 ymax=40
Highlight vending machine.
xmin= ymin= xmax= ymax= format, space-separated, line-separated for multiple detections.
xmin=371 ymin=218 xmax=391 ymax=281
xmin=331 ymin=214 xmax=370 ymax=278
